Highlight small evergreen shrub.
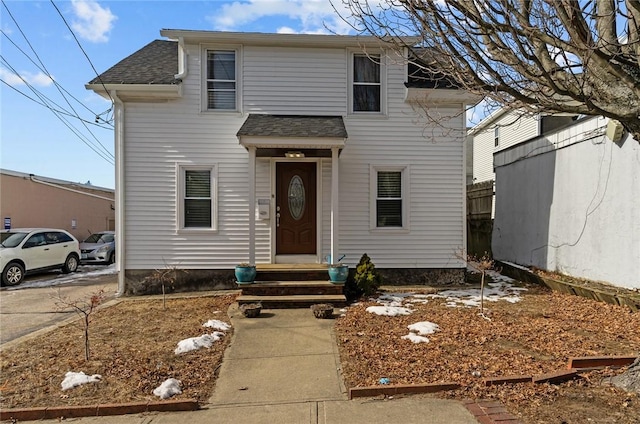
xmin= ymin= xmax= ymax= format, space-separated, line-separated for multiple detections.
xmin=354 ymin=253 xmax=383 ymax=296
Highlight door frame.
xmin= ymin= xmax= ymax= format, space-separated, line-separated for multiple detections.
xmin=271 ymin=158 xmax=322 ymax=264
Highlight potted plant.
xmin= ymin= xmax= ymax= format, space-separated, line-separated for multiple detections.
xmin=328 ymin=262 xmax=348 ymax=284
xmin=235 ymin=263 xmax=256 ymax=284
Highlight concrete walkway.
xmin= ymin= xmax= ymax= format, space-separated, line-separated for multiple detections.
xmin=17 ymin=305 xmax=480 ymax=423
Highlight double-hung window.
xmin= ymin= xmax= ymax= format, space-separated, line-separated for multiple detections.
xmin=352 ymin=53 xmax=381 ymax=112
xmin=206 ymin=50 xmax=236 ymax=110
xmin=494 ymin=126 xmax=500 ymax=147
xmin=371 ymin=166 xmax=408 ymax=229
xmin=181 ymin=167 xmax=216 ymax=230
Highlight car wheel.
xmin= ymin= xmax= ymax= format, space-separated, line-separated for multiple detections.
xmin=62 ymin=254 xmax=79 ymax=274
xmin=2 ymin=262 xmax=25 ymax=286
xmin=107 ymin=252 xmax=115 ymax=265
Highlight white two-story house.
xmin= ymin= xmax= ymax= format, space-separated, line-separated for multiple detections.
xmin=86 ymin=30 xmax=477 ymax=295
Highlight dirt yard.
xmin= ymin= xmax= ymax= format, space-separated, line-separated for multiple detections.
xmin=0 ymin=294 xmax=236 ymax=409
xmin=1 ymin=283 xmax=639 ymax=424
xmin=334 ymin=283 xmax=640 ymax=424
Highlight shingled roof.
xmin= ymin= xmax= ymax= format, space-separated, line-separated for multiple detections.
xmin=237 ymin=115 xmax=348 ymax=138
xmin=88 ymin=40 xmax=178 ymax=85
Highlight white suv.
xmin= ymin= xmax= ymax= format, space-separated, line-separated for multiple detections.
xmin=0 ymin=228 xmax=81 ymax=286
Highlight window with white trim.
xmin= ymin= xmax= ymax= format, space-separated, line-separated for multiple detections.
xmin=206 ymin=50 xmax=236 ymax=110
xmin=494 ymin=126 xmax=500 ymax=147
xmin=352 ymin=53 xmax=381 ymax=113
xmin=370 ymin=166 xmax=408 ymax=229
xmin=180 ymin=167 xmax=216 ymax=229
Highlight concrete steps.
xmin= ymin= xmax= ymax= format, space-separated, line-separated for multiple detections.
xmin=237 ymin=265 xmax=347 ymax=309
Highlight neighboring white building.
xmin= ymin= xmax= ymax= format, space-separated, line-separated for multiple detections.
xmin=468 ymin=108 xmax=578 ymax=184
xmin=86 ymin=31 xmax=477 ymax=295
xmin=493 ymin=116 xmax=639 ymax=289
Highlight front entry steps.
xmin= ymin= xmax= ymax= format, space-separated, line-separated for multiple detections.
xmin=236 ymin=264 xmax=347 ymax=309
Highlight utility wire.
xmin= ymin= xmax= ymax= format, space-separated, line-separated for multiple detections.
xmin=1 ymin=57 xmax=114 ymax=165
xmin=1 ymin=1 xmax=114 ymax=161
xmin=1 ymin=28 xmax=113 ymax=127
xmin=50 ymin=0 xmax=115 ymax=106
xmin=0 ymin=77 xmax=113 ymax=129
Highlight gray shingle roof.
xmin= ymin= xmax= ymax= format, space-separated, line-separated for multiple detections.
xmin=88 ymin=40 xmax=178 ymax=85
xmin=237 ymin=115 xmax=348 ymax=138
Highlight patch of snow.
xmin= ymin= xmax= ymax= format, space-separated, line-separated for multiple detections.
xmin=425 ymin=281 xmax=527 ymax=308
xmin=366 ymin=305 xmax=413 ymax=316
xmin=61 ymin=371 xmax=102 ymax=390
xmin=8 ymin=265 xmax=117 ymax=290
xmin=203 ymin=320 xmax=231 ymax=331
xmin=153 ymin=378 xmax=182 ymax=399
xmin=401 ymin=333 xmax=430 ymax=343
xmin=407 ymin=321 xmax=440 ymax=336
xmin=374 ymin=293 xmax=416 ymax=307
xmin=174 ymin=332 xmax=224 ymax=355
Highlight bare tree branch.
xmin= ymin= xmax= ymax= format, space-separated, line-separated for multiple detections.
xmin=336 ymin=0 xmax=640 ymax=139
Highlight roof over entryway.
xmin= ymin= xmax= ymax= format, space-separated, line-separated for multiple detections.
xmin=236 ymin=114 xmax=348 ymax=157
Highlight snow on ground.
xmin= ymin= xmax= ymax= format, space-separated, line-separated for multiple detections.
xmin=61 ymin=371 xmax=102 ymax=390
xmin=153 ymin=378 xmax=182 ymax=399
xmin=402 ymin=321 xmax=441 ymax=344
xmin=431 ymin=281 xmax=528 ymax=308
xmin=7 ymin=264 xmax=117 ymax=290
xmin=174 ymin=332 xmax=225 ymax=355
xmin=203 ymin=319 xmax=231 ymax=331
xmin=366 ymin=305 xmax=413 ymax=316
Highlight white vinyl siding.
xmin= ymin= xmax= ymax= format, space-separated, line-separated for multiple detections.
xmin=121 ymin=40 xmax=465 ymax=270
xmin=242 ymin=46 xmax=346 ymax=115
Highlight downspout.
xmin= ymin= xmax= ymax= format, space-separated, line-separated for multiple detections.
xmin=174 ymin=37 xmax=188 ymax=81
xmin=29 ymin=176 xmax=114 ymax=201
xmin=111 ymin=91 xmax=126 ymax=297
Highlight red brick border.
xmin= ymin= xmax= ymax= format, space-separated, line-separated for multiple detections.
xmin=348 ymin=382 xmax=460 ymax=399
xmin=463 ymin=399 xmax=523 ymax=424
xmin=568 ymin=356 xmax=637 ymax=370
xmin=0 ymin=399 xmax=199 ymax=422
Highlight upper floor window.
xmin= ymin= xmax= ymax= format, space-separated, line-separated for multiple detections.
xmin=352 ymin=54 xmax=381 ymax=112
xmin=206 ymin=50 xmax=236 ymax=110
xmin=494 ymin=126 xmax=500 ymax=147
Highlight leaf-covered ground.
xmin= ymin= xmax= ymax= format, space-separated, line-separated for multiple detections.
xmin=335 ymin=284 xmax=640 ymax=424
xmin=0 ymin=294 xmax=237 ymax=409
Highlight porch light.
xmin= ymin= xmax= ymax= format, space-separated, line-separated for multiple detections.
xmin=285 ymin=151 xmax=305 ymax=158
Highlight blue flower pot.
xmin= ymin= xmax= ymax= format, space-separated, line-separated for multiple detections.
xmin=328 ymin=265 xmax=348 ymax=284
xmin=235 ymin=265 xmax=256 ymax=284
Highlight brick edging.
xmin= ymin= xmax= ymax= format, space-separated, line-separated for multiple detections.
xmin=0 ymin=399 xmax=199 ymax=421
xmin=348 ymin=382 xmax=460 ymax=399
xmin=463 ymin=399 xmax=523 ymax=424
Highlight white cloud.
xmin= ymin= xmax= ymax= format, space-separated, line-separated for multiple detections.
xmin=0 ymin=67 xmax=54 ymax=87
xmin=208 ymin=0 xmax=354 ymax=35
xmin=70 ymin=0 xmax=116 ymax=43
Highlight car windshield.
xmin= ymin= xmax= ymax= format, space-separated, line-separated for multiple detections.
xmin=0 ymin=232 xmax=29 ymax=248
xmin=83 ymin=233 xmax=114 ymax=244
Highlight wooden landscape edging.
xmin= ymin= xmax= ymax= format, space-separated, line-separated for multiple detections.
xmin=496 ymin=261 xmax=640 ymax=312
xmin=0 ymin=399 xmax=199 ymax=422
xmin=348 ymin=382 xmax=460 ymax=399
xmin=568 ymin=356 xmax=638 ymax=370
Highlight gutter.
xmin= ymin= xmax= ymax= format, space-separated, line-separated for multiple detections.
xmin=111 ymin=91 xmax=126 ymax=297
xmin=29 ymin=176 xmax=114 ymax=202
xmin=174 ymin=37 xmax=188 ymax=81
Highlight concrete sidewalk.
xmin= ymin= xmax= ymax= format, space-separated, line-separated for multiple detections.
xmin=18 ymin=305 xmax=480 ymax=423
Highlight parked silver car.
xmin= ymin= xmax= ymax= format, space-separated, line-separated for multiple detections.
xmin=0 ymin=228 xmax=81 ymax=286
xmin=79 ymin=231 xmax=115 ymax=264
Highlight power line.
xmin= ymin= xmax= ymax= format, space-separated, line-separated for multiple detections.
xmin=50 ymin=0 xmax=115 ymax=106
xmin=0 ymin=57 xmax=114 ymax=165
xmin=0 ymin=77 xmax=113 ymax=129
xmin=1 ymin=1 xmax=114 ymax=160
xmin=0 ymin=28 xmax=113 ymax=126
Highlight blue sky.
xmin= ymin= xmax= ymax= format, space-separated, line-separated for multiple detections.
xmin=1 ymin=0 xmax=357 ymax=189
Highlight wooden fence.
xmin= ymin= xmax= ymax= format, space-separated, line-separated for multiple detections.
xmin=467 ymin=180 xmax=494 ymax=258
